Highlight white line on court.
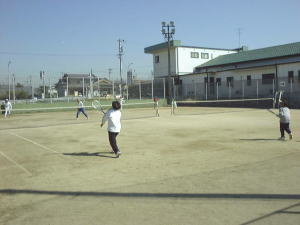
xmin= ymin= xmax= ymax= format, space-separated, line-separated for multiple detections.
xmin=0 ymin=151 xmax=32 ymax=176
xmin=8 ymin=132 xmax=60 ymax=154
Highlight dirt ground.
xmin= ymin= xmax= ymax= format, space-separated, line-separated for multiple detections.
xmin=0 ymin=107 xmax=299 ymax=225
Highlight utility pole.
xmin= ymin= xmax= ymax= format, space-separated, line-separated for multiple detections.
xmin=12 ymin=74 xmax=16 ymax=103
xmin=8 ymin=61 xmax=11 ymax=100
xmin=161 ymin=21 xmax=175 ymax=104
xmin=118 ymin=39 xmax=125 ymax=96
xmin=109 ymin=68 xmax=114 ymax=97
xmin=89 ymin=69 xmax=93 ymax=98
xmin=238 ymin=28 xmax=242 ymax=48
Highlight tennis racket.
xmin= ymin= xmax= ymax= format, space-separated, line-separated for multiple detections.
xmin=267 ymin=108 xmax=279 ymax=117
xmin=92 ymin=100 xmax=105 ymax=114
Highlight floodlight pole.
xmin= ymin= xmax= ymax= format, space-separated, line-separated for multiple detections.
xmin=161 ymin=21 xmax=175 ymax=104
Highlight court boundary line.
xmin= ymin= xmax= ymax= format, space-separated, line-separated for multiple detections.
xmin=8 ymin=132 xmax=60 ymax=154
xmin=0 ymin=151 xmax=32 ymax=176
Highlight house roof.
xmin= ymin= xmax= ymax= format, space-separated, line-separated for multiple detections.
xmin=144 ymin=40 xmax=239 ymax=53
xmin=196 ymin=42 xmax=300 ymax=69
xmin=63 ymin=73 xmax=96 ymax=78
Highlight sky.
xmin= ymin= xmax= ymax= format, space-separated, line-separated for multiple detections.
xmin=0 ymin=0 xmax=299 ymax=85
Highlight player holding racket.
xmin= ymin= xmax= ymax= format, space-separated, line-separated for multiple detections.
xmin=101 ymin=101 xmax=122 ymax=158
xmin=278 ymin=101 xmax=293 ymax=140
xmin=76 ymin=99 xmax=88 ymax=119
xmin=153 ymin=97 xmax=160 ymax=117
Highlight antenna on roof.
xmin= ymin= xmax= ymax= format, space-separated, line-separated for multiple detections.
xmin=238 ymin=28 xmax=243 ymax=48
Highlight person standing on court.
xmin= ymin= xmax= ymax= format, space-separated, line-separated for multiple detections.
xmin=76 ymin=99 xmax=88 ymax=119
xmin=4 ymin=99 xmax=12 ymax=118
xmin=278 ymin=101 xmax=293 ymax=140
xmin=101 ymin=101 xmax=122 ymax=158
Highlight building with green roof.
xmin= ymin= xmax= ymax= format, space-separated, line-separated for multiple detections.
xmin=178 ymin=41 xmax=300 ymax=104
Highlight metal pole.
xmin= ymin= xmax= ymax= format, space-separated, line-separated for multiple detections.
xmin=82 ymin=77 xmax=85 ymax=97
xmin=12 ymin=74 xmax=15 ymax=103
xmin=98 ymin=77 xmax=100 ymax=100
xmin=205 ymin=82 xmax=208 ymax=100
xmin=242 ymin=80 xmax=244 ymax=99
xmin=8 ymin=61 xmax=11 ymax=100
xmin=272 ymin=79 xmax=275 ymax=96
xmin=139 ymin=80 xmax=142 ymax=100
xmin=216 ymin=82 xmax=219 ymax=101
xmin=151 ymin=78 xmax=154 ymax=99
xmin=173 ymin=77 xmax=175 ymax=99
xmin=31 ymin=76 xmax=34 ymax=99
xmin=49 ymin=77 xmax=52 ymax=103
xmin=163 ymin=78 xmax=166 ymax=99
xmin=89 ymin=69 xmax=93 ymax=98
xmin=229 ymin=82 xmax=231 ymax=99
xmin=43 ymin=71 xmax=45 ymax=99
xmin=66 ymin=76 xmax=69 ymax=102
xmin=290 ymin=78 xmax=293 ymax=93
xmin=167 ymin=26 xmax=172 ymax=103
xmin=193 ymin=80 xmax=197 ymax=99
xmin=256 ymin=79 xmax=258 ymax=99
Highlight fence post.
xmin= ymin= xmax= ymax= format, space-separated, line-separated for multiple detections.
xmin=256 ymin=79 xmax=259 ymax=99
xmin=139 ymin=80 xmax=142 ymax=101
xmin=242 ymin=80 xmax=244 ymax=99
xmin=229 ymin=82 xmax=231 ymax=99
xmin=163 ymin=78 xmax=166 ymax=99
xmin=216 ymin=82 xmax=219 ymax=101
xmin=82 ymin=77 xmax=85 ymax=97
xmin=193 ymin=80 xmax=196 ymax=99
xmin=272 ymin=79 xmax=275 ymax=96
xmin=151 ymin=78 xmax=154 ymax=99
xmin=205 ymin=82 xmax=208 ymax=100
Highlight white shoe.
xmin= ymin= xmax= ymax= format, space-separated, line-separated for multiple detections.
xmin=115 ymin=151 xmax=122 ymax=158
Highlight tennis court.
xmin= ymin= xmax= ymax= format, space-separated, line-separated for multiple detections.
xmin=0 ymin=106 xmax=299 ymax=225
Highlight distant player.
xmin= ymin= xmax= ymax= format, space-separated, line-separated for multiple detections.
xmin=278 ymin=101 xmax=293 ymax=140
xmin=171 ymin=98 xmax=177 ymax=115
xmin=4 ymin=99 xmax=12 ymax=118
xmin=153 ymin=97 xmax=160 ymax=117
xmin=101 ymin=101 xmax=122 ymax=158
xmin=76 ymin=99 xmax=88 ymax=119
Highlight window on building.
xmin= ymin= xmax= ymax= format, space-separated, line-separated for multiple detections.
xmin=191 ymin=52 xmax=199 ymax=58
xmin=262 ymin=73 xmax=275 ymax=85
xmin=288 ymin=71 xmax=294 ymax=83
xmin=298 ymin=70 xmax=300 ymax=82
xmin=216 ymin=78 xmax=221 ymax=86
xmin=155 ymin=55 xmax=159 ymax=63
xmin=204 ymin=77 xmax=208 ymax=83
xmin=201 ymin=53 xmax=209 ymax=59
xmin=226 ymin=77 xmax=234 ymax=87
xmin=246 ymin=75 xmax=251 ymax=86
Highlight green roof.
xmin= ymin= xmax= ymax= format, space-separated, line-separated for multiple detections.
xmin=144 ymin=40 xmax=181 ymax=53
xmin=197 ymin=42 xmax=300 ymax=68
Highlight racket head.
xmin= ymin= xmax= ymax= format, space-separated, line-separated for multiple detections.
xmin=92 ymin=100 xmax=104 ymax=112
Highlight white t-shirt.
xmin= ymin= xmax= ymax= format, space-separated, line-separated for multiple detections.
xmin=102 ymin=108 xmax=121 ymax=133
xmin=78 ymin=101 xmax=84 ymax=108
xmin=279 ymin=107 xmax=291 ymax=123
xmin=5 ymin=102 xmax=12 ymax=110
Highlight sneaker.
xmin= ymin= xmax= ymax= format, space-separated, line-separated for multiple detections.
xmin=289 ymin=133 xmax=293 ymax=140
xmin=278 ymin=137 xmax=285 ymax=141
xmin=115 ymin=151 xmax=122 ymax=158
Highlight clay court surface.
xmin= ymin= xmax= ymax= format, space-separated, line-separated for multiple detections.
xmin=0 ymin=107 xmax=299 ymax=225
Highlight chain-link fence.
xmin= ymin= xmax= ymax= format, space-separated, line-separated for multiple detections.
xmin=1 ymin=76 xmax=300 ymax=107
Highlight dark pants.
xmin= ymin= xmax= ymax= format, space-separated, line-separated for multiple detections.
xmin=280 ymin=122 xmax=291 ymax=137
xmin=108 ymin=132 xmax=119 ymax=154
xmin=76 ymin=108 xmax=88 ymax=118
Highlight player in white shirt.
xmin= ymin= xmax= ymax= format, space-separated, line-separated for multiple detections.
xmin=101 ymin=101 xmax=122 ymax=158
xmin=153 ymin=97 xmax=160 ymax=117
xmin=171 ymin=98 xmax=177 ymax=115
xmin=4 ymin=99 xmax=12 ymax=118
xmin=76 ymin=99 xmax=88 ymax=119
xmin=278 ymin=101 xmax=293 ymax=140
